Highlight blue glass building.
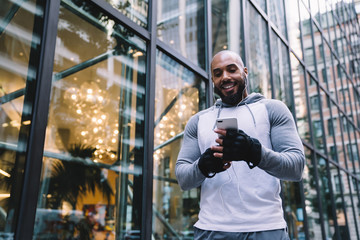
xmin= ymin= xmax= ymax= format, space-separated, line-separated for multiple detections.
xmin=0 ymin=0 xmax=360 ymax=239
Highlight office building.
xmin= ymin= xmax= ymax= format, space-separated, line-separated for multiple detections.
xmin=0 ymin=0 xmax=359 ymax=239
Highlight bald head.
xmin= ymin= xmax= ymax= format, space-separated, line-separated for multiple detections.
xmin=210 ymin=50 xmax=248 ymax=105
xmin=211 ymin=50 xmax=245 ymax=70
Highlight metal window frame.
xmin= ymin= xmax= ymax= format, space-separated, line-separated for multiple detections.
xmin=6 ymin=0 xmax=360 ymax=238
xmin=13 ymin=0 xmax=61 ymax=239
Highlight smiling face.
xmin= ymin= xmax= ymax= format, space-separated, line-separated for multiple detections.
xmin=211 ymin=51 xmax=248 ymax=105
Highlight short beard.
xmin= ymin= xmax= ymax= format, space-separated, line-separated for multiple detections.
xmin=214 ymin=83 xmax=245 ymax=106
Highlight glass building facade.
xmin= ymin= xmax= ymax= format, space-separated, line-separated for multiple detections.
xmin=0 ymin=0 xmax=359 ymax=239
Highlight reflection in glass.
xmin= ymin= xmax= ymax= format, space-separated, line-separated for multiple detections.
xmin=336 ymin=64 xmax=347 ymax=111
xmin=299 ymin=2 xmax=316 ymax=75
xmin=322 ymin=42 xmax=333 ymax=91
xmin=0 ymin=0 xmax=42 ymax=237
xmin=329 ymin=165 xmax=349 ymax=239
xmin=308 ymin=77 xmax=325 ymax=153
xmin=153 ymin=51 xmax=206 ymax=238
xmin=316 ymin=155 xmax=335 ymax=239
xmin=211 ymin=0 xmax=243 ymax=57
xmin=325 ymin=97 xmax=339 ymax=163
xmin=320 ymin=0 xmax=331 ymax=42
xmin=282 ymin=181 xmax=306 ymax=239
xmin=349 ymin=87 xmax=360 ymax=131
xmin=315 ymin=39 xmax=326 ymax=87
xmin=253 ymin=0 xmax=266 ymax=13
xmin=246 ymin=2 xmax=271 ymax=98
xmin=302 ymin=148 xmax=322 ymax=239
xmin=309 ymin=0 xmax=320 ymax=24
xmin=269 ymin=0 xmax=286 ymax=37
xmin=157 ymin=0 xmax=206 ymax=69
xmin=340 ymin=171 xmax=357 ymax=239
xmin=285 ymin=0 xmax=302 ymax=59
xmin=271 ymin=31 xmax=292 ymax=108
xmin=33 ymin=2 xmax=147 ymax=239
xmin=290 ymin=53 xmax=309 ymax=142
xmin=104 ymin=0 xmax=148 ymax=28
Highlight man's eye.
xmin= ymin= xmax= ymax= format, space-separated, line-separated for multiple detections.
xmin=214 ymin=72 xmax=221 ymax=77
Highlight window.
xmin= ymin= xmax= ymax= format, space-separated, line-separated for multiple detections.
xmin=1 ymin=0 xmax=49 ymax=236
xmin=347 ymin=143 xmax=359 ymax=162
xmin=329 ymin=146 xmax=338 ymax=162
xmin=313 ymin=120 xmax=322 ymax=137
xmin=153 ymin=51 xmax=207 ymax=238
xmin=157 ymin=0 xmax=206 ymax=69
xmin=321 ymin=68 xmax=328 ymax=83
xmin=334 ymin=175 xmax=341 ymax=193
xmin=33 ymin=3 xmax=147 ymax=238
xmin=327 ymin=118 xmax=337 ymax=136
xmin=310 ymin=95 xmax=320 ymax=111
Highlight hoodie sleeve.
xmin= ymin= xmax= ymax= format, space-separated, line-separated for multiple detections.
xmin=175 ymin=114 xmax=206 ymax=190
xmin=257 ymin=99 xmax=305 ymax=181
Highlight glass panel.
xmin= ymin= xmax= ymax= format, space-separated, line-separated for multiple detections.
xmin=270 ymin=31 xmax=292 ymax=108
xmin=246 ymin=2 xmax=271 ymax=98
xmin=343 ymin=79 xmax=352 ymax=114
xmin=157 ymin=0 xmax=206 ymax=69
xmin=341 ymin=116 xmax=354 ymax=171
xmin=333 ymin=61 xmax=341 ymax=103
xmin=337 ymin=67 xmax=349 ymax=111
xmin=0 ymin=0 xmax=43 ymax=237
xmin=282 ymin=181 xmax=306 ymax=239
xmin=302 ymin=0 xmax=310 ymax=9
xmin=338 ymin=35 xmax=347 ymax=67
xmin=326 ymin=0 xmax=335 ymax=41
xmin=308 ymin=77 xmax=325 ymax=153
xmin=103 ymin=0 xmax=148 ymax=28
xmin=357 ymin=131 xmax=360 ymax=166
xmin=316 ymin=155 xmax=336 ymax=239
xmin=323 ymin=42 xmax=333 ymax=92
xmin=347 ymin=142 xmax=359 ymax=169
xmin=253 ymin=0 xmax=266 ymax=13
xmin=302 ymin=147 xmax=323 ymax=239
xmin=33 ymin=2 xmax=147 ymax=239
xmin=349 ymin=86 xmax=360 ymax=129
xmin=325 ymin=98 xmax=338 ymax=163
xmin=211 ymin=0 xmax=243 ymax=58
xmin=350 ymin=175 xmax=360 ymax=239
xmin=315 ymin=39 xmax=326 ymax=86
xmin=269 ymin=0 xmax=286 ymax=37
xmin=318 ymin=0 xmax=329 ymax=31
xmin=309 ymin=0 xmax=320 ymax=24
xmin=291 ymin=53 xmax=310 ymax=142
xmin=153 ymin=51 xmax=206 ymax=238
xmin=333 ymin=21 xmax=343 ymax=59
xmin=340 ymin=170 xmax=357 ymax=239
xmin=300 ymin=2 xmax=316 ymax=74
xmin=330 ymin=164 xmax=350 ymax=240
xmin=334 ymin=109 xmax=348 ymax=171
xmin=285 ymin=0 xmax=302 ymax=59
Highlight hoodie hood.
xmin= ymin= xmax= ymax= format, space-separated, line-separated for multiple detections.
xmin=214 ymin=92 xmax=265 ymax=108
xmin=212 ymin=93 xmax=265 ymax=129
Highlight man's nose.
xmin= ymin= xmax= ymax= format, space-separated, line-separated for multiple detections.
xmin=222 ymin=71 xmax=231 ymax=81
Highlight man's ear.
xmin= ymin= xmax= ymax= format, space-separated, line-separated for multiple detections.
xmin=244 ymin=67 xmax=248 ymax=75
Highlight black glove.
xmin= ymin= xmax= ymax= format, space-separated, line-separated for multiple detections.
xmin=198 ymin=148 xmax=226 ymax=178
xmin=222 ymin=129 xmax=262 ymax=169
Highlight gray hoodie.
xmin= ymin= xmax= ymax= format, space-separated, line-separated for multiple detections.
xmin=175 ymin=93 xmax=305 ymax=232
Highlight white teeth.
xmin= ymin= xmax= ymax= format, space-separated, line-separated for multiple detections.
xmin=223 ymin=84 xmax=234 ymax=89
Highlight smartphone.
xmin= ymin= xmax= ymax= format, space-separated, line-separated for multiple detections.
xmin=216 ymin=117 xmax=238 ymax=130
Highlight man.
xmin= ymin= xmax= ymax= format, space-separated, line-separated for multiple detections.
xmin=175 ymin=50 xmax=305 ymax=239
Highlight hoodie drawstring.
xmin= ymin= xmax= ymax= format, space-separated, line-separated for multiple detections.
xmin=244 ymin=103 xmax=256 ymax=128
xmin=212 ymin=101 xmax=223 ymax=130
